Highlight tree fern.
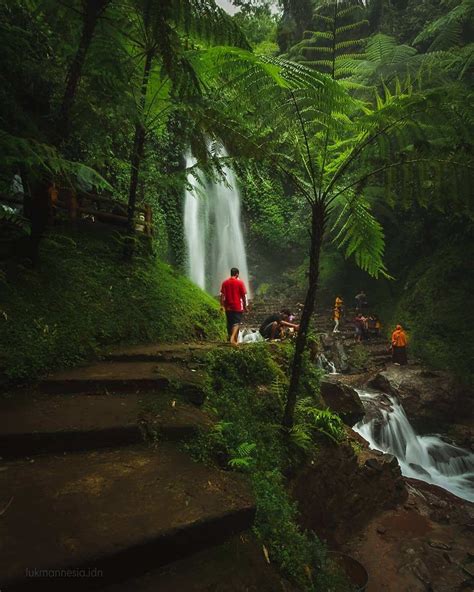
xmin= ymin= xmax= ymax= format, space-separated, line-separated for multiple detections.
xmin=288 ymin=0 xmax=369 ymax=81
xmin=0 ymin=130 xmax=111 ymax=190
xmin=414 ymin=0 xmax=474 ymax=51
xmin=331 ymin=193 xmax=389 ymax=278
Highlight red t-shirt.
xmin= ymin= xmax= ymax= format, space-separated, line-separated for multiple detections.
xmin=220 ymin=277 xmax=247 ymax=312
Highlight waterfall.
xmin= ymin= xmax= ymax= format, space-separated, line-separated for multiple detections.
xmin=183 ymin=153 xmax=208 ymax=289
xmin=316 ymin=353 xmax=338 ymax=374
xmin=183 ymin=148 xmax=250 ymax=295
xmin=354 ymin=390 xmax=474 ymax=502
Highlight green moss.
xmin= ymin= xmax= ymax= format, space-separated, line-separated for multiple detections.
xmin=0 ymin=226 xmax=225 ymax=381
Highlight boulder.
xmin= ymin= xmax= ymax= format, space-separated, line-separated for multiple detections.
xmin=367 ymin=365 xmax=473 ymax=438
xmin=331 ymin=340 xmax=350 ymax=372
xmin=320 ymin=378 xmax=365 ymax=426
xmin=289 ymin=436 xmax=406 ymax=546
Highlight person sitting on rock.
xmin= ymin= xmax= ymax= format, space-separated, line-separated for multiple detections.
xmin=259 ymin=309 xmax=299 ymax=340
xmin=391 ymin=324 xmax=408 ymax=365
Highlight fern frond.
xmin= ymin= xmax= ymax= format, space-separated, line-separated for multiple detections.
xmin=289 ymin=425 xmax=313 ymax=451
xmin=414 ymin=0 xmax=474 ymax=50
xmin=331 ymin=194 xmax=389 ymax=278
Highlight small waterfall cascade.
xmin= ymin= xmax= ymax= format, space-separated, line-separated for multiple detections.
xmin=354 ymin=390 xmax=474 ymax=502
xmin=316 ymin=353 xmax=338 ymax=374
xmin=183 ymin=148 xmax=250 ymax=295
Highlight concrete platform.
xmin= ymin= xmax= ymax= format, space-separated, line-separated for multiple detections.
xmin=101 ymin=533 xmax=296 ymax=592
xmin=41 ymin=362 xmax=207 ymax=403
xmin=0 ymin=392 xmax=211 ymax=458
xmin=104 ymin=342 xmax=221 ymax=363
xmin=0 ymin=444 xmax=255 ymax=590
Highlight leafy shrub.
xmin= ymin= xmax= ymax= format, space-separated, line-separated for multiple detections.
xmin=348 ymin=344 xmax=371 ymax=372
xmin=191 ymin=345 xmax=352 ymax=591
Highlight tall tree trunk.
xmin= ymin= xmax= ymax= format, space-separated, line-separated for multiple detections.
xmin=57 ymin=0 xmax=110 ymax=140
xmin=125 ymin=46 xmax=154 ymax=256
xmin=282 ymin=201 xmax=326 ymax=428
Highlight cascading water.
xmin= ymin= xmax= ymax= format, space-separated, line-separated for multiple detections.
xmin=316 ymin=353 xmax=338 ymax=374
xmin=183 ymin=148 xmax=250 ymax=295
xmin=183 ymin=153 xmax=208 ymax=290
xmin=354 ymin=389 xmax=474 ymax=502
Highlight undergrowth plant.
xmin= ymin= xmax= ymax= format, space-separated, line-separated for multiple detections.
xmin=187 ymin=344 xmax=353 ymax=591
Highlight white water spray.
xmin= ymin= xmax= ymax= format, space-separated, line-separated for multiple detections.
xmin=183 ymin=148 xmax=250 ymax=295
xmin=316 ymin=353 xmax=338 ymax=374
xmin=354 ymin=389 xmax=474 ymax=502
xmin=183 ymin=152 xmax=208 ymax=289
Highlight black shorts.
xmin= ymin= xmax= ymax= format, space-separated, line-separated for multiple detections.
xmin=260 ymin=322 xmax=282 ymax=340
xmin=225 ymin=311 xmax=243 ymax=336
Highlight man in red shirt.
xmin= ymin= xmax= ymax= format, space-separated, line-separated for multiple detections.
xmin=220 ymin=267 xmax=248 ymax=345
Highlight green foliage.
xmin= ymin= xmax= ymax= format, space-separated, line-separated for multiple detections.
xmin=389 ymin=241 xmax=474 ymax=386
xmin=0 ymin=226 xmax=224 ymax=381
xmin=286 ymin=0 xmax=369 ymax=80
xmin=228 ymin=441 xmax=257 ymax=470
xmin=347 ymin=343 xmax=371 ymax=372
xmin=414 ymin=0 xmax=474 ymax=50
xmin=295 ymin=398 xmax=345 ymax=444
xmin=232 ymin=4 xmax=278 ymax=48
xmin=332 ymin=194 xmax=389 ymax=278
xmin=188 ymin=345 xmax=350 ymax=591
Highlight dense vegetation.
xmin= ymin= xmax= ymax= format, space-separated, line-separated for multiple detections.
xmin=0 ymin=225 xmax=224 ymax=382
xmin=1 ymin=0 xmax=472 ymax=388
xmin=0 ymin=1 xmax=472 ymax=588
xmin=189 ymin=344 xmax=350 ymax=591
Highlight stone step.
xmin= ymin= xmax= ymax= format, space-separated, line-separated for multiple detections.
xmin=41 ymin=362 xmax=207 ymax=404
xmin=0 ymin=444 xmax=255 ymax=590
xmin=103 ymin=342 xmax=219 ymax=364
xmin=0 ymin=392 xmax=211 ymax=459
xmin=100 ymin=533 xmax=294 ymax=592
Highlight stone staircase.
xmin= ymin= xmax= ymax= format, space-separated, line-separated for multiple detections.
xmin=246 ymin=297 xmax=392 ymax=370
xmin=0 ymin=343 xmax=260 ymax=591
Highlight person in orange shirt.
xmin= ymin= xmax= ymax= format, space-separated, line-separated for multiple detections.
xmin=333 ymin=296 xmax=344 ymax=333
xmin=391 ymin=324 xmax=408 ymax=365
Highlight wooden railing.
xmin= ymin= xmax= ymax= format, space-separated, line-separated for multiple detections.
xmin=0 ymin=191 xmax=153 ymax=236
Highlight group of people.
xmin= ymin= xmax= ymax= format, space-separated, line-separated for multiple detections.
xmin=333 ymin=294 xmax=380 ymax=340
xmin=220 ymin=269 xmax=409 ymax=365
xmin=219 ymin=268 xmax=298 ymax=345
xmin=333 ymin=291 xmax=409 ymax=365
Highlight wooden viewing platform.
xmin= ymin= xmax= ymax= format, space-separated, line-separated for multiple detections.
xmin=0 ymin=190 xmax=153 ymax=236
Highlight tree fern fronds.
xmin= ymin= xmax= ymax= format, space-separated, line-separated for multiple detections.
xmin=335 ymin=39 xmax=367 ymax=51
xmin=331 ymin=194 xmax=389 ymax=278
xmin=312 ymin=13 xmax=334 ymax=25
xmin=414 ymin=0 xmax=474 ymax=50
xmin=0 ymin=130 xmax=112 ymax=191
xmin=228 ymin=441 xmax=257 ymax=470
xmin=289 ymin=425 xmax=313 ymax=451
xmin=337 ymin=4 xmax=365 ymax=19
xmin=335 ymin=21 xmax=369 ymax=36
xmin=172 ymin=0 xmax=250 ymax=49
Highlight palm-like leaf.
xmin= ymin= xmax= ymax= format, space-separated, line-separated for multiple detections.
xmin=414 ymin=0 xmax=474 ymax=51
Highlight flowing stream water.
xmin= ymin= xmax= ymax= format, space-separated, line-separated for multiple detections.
xmin=354 ymin=389 xmax=474 ymax=502
xmin=316 ymin=353 xmax=338 ymax=374
xmin=183 ymin=149 xmax=249 ymax=295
